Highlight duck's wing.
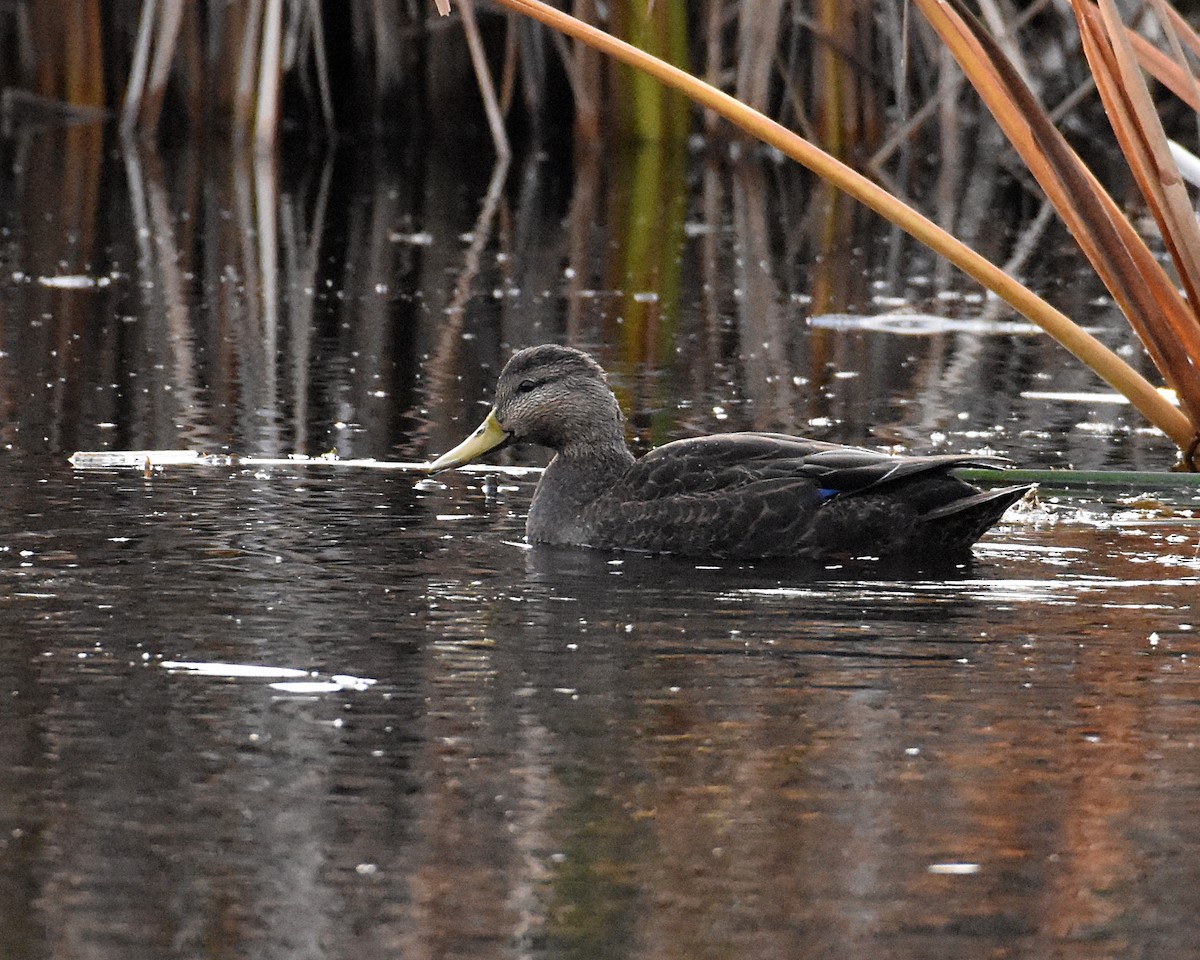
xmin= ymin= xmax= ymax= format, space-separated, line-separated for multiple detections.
xmin=585 ymin=473 xmax=828 ymax=558
xmin=581 ymin=435 xmax=1023 ymax=558
xmin=617 ymin=433 xmax=1003 ymax=501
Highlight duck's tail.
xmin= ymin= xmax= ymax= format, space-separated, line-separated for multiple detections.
xmin=917 ymin=484 xmax=1035 ymax=556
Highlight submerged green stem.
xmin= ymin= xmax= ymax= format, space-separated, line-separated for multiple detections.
xmin=958 ymin=467 xmax=1200 ymax=489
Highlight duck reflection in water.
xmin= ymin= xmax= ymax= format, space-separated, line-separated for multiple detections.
xmin=426 ymin=345 xmax=1032 ymax=563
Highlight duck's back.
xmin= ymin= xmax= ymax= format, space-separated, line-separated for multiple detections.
xmin=555 ymin=433 xmax=1029 ymax=560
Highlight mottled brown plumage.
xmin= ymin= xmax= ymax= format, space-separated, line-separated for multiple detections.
xmin=427 ymin=344 xmax=1032 ymax=561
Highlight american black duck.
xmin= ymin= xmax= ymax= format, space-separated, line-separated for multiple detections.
xmin=426 ymin=344 xmax=1033 ymax=561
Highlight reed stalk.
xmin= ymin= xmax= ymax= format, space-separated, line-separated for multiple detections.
xmin=913 ymin=0 xmax=1200 ymax=463
xmin=255 ymin=0 xmax=285 ymax=150
xmin=611 ymin=0 xmax=689 ymax=141
xmin=458 ymin=0 xmax=511 ymax=160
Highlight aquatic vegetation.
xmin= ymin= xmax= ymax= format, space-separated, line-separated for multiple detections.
xmin=433 ymin=0 xmax=1200 ymax=468
xmin=6 ymin=1 xmax=1200 ymax=466
xmin=915 ymin=0 xmax=1200 ymax=463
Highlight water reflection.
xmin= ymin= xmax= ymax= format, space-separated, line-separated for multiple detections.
xmin=2 ymin=124 xmax=1199 ymax=958
xmin=0 ymin=456 xmax=1198 ymax=957
xmin=1 ymin=123 xmax=1178 ymax=468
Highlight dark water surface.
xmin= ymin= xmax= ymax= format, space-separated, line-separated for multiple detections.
xmin=3 ymin=462 xmax=1199 ymax=959
xmin=2 ymin=126 xmax=1200 ymax=958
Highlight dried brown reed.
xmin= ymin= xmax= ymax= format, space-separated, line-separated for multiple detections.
xmin=914 ymin=0 xmax=1200 ymax=464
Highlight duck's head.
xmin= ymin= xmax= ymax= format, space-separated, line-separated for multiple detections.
xmin=425 ymin=344 xmax=624 ymax=472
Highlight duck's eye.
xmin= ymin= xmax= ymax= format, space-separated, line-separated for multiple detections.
xmin=516 ymin=379 xmax=539 ymax=394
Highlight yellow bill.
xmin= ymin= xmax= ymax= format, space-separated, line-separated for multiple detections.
xmin=425 ymin=408 xmax=510 ymax=472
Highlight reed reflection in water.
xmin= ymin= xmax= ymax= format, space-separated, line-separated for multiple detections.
xmin=0 ymin=124 xmax=1175 ymax=471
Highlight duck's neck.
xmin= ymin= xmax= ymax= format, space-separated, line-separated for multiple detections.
xmin=527 ymin=437 xmax=635 ymax=544
xmin=553 ymin=437 xmax=636 ymax=491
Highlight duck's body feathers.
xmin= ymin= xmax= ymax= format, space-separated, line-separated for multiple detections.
xmin=533 ymin=433 xmax=1027 ymax=560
